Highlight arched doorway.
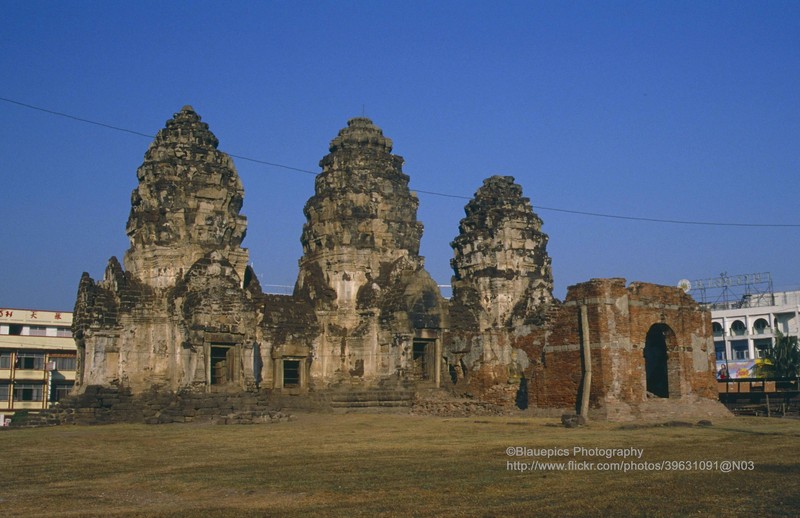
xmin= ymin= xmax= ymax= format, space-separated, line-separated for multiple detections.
xmin=644 ymin=324 xmax=675 ymax=398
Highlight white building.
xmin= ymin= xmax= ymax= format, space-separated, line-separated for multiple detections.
xmin=710 ymin=290 xmax=800 ymax=378
xmin=0 ymin=308 xmax=76 ymax=419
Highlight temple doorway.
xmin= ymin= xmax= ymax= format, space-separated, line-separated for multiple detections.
xmin=283 ymin=360 xmax=301 ymax=388
xmin=412 ymin=340 xmax=435 ymax=381
xmin=210 ymin=344 xmax=236 ymax=386
xmin=644 ymin=324 xmax=674 ymax=398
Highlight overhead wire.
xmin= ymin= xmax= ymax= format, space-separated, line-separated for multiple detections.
xmin=2 ymin=96 xmax=799 ymax=228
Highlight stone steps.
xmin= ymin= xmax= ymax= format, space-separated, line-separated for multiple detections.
xmin=324 ymin=389 xmax=415 ymax=411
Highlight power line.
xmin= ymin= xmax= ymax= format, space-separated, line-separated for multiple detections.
xmin=521 ymin=206 xmax=800 ymax=228
xmin=1 ymin=96 xmax=155 ymax=139
xmin=411 ymin=189 xmax=800 ymax=227
xmin=226 ymin=153 xmax=317 ymax=176
xmin=0 ymin=96 xmax=320 ymax=177
xmin=2 ymin=96 xmax=799 ymax=228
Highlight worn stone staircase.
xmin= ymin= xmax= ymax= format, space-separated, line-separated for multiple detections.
xmin=324 ymin=387 xmax=416 ymax=412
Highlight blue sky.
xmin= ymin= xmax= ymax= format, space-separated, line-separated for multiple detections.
xmin=1 ymin=1 xmax=799 ymax=311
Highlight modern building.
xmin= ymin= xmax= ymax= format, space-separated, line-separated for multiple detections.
xmin=708 ymin=289 xmax=800 ymax=378
xmin=0 ymin=308 xmax=76 ymax=420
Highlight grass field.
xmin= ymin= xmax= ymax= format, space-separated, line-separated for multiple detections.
xmin=2 ymin=413 xmax=799 ymax=517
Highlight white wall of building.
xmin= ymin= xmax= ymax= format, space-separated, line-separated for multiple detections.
xmin=710 ymin=290 xmax=800 ymax=377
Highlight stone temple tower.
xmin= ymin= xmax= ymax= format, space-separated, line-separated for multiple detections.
xmin=73 ymin=106 xmax=260 ymax=394
xmin=297 ymin=118 xmax=424 ymax=308
xmin=124 ymin=105 xmax=249 ymax=288
xmin=451 ymin=175 xmax=553 ymax=331
xmin=446 ymin=175 xmax=554 ymax=399
xmin=294 ymin=117 xmax=447 ymax=387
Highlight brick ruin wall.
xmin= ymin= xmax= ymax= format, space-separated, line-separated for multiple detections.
xmin=516 ymin=278 xmax=721 ymax=419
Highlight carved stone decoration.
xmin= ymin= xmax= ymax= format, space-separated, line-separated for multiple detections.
xmin=297 ymin=117 xmax=424 ymax=308
xmin=124 ymin=105 xmax=249 ymax=289
xmin=451 ymin=175 xmax=553 ymax=331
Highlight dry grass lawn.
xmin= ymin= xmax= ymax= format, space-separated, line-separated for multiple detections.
xmin=2 ymin=413 xmax=799 ymax=517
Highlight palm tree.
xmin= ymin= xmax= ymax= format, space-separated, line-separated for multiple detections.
xmin=754 ymin=332 xmax=800 ymax=378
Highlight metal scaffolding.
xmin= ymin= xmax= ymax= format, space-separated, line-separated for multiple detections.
xmin=688 ymin=272 xmax=774 ymax=310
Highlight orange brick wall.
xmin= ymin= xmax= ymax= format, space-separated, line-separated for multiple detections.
xmin=521 ymin=278 xmax=717 ymax=411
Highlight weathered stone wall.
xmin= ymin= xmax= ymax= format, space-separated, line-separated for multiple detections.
xmin=259 ymin=294 xmax=319 ymax=390
xmin=442 ymin=175 xmax=724 ymax=420
xmin=10 ymin=385 xmax=294 ymax=427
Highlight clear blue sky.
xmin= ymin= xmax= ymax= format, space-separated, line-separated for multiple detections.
xmin=2 ymin=1 xmax=799 ymax=311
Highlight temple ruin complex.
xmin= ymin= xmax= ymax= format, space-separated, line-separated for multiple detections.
xmin=72 ymin=106 xmax=728 ymax=420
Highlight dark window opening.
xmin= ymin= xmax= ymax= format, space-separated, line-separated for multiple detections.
xmin=754 ymin=339 xmax=772 ymax=359
xmin=283 ymin=360 xmax=300 ymax=388
xmin=28 ymin=326 xmax=47 ymax=336
xmin=515 ymin=377 xmax=529 ymax=410
xmin=51 ymin=382 xmax=74 ymax=402
xmin=753 ymin=318 xmax=769 ymax=334
xmin=730 ymin=320 xmax=746 ymax=336
xmin=731 ymin=340 xmax=749 ymax=360
xmin=16 ymin=353 xmax=45 ymax=370
xmin=712 ymin=322 xmax=723 ymax=337
xmin=714 ymin=341 xmax=726 ymax=361
xmin=53 ymin=357 xmax=77 ymax=371
xmin=644 ymin=325 xmax=669 ymax=398
xmin=210 ymin=345 xmax=235 ymax=385
xmin=253 ymin=343 xmax=263 ymax=389
xmin=14 ymin=384 xmax=44 ymax=402
xmin=8 ymin=325 xmax=22 ymax=336
xmin=448 ymin=364 xmax=458 ymax=384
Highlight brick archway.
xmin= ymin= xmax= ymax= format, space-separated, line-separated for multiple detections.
xmin=644 ymin=324 xmax=679 ymax=398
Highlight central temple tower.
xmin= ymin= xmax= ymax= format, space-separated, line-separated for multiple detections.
xmin=294 ymin=117 xmax=446 ymax=387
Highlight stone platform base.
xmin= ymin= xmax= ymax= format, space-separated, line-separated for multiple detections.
xmin=602 ymin=396 xmax=733 ymax=422
xmin=8 ymin=384 xmax=732 ymax=427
